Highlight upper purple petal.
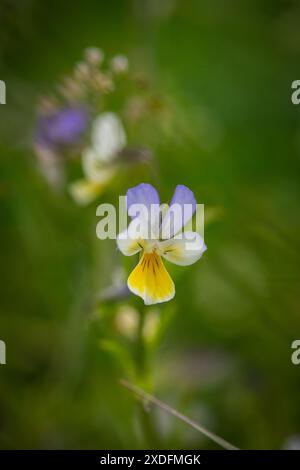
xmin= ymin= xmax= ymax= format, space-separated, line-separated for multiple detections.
xmin=126 ymin=183 xmax=160 ymax=217
xmin=170 ymin=184 xmax=196 ymax=214
xmin=161 ymin=184 xmax=196 ymax=238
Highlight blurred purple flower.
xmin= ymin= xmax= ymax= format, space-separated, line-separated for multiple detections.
xmin=35 ymin=107 xmax=89 ymax=150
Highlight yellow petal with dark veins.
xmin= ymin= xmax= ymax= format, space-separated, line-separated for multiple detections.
xmin=127 ymin=252 xmax=175 ymax=305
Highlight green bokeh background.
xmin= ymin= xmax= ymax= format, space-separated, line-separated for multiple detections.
xmin=1 ymin=0 xmax=300 ymax=449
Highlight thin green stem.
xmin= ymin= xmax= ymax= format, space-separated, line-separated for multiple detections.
xmin=133 ymin=306 xmax=159 ymax=447
xmin=120 ymin=379 xmax=239 ymax=451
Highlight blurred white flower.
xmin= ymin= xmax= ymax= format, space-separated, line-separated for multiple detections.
xmin=69 ymin=112 xmax=127 ymax=205
xmin=81 ymin=147 xmax=116 ymax=182
xmin=92 ymin=112 xmax=127 ymax=163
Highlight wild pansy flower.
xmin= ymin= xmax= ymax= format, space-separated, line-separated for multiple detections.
xmin=34 ymin=48 xmax=157 ymax=196
xmin=69 ymin=112 xmax=127 ymax=205
xmin=117 ymin=183 xmax=207 ymax=305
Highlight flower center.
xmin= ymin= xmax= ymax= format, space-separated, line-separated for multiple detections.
xmin=143 ymin=240 xmax=159 ymax=254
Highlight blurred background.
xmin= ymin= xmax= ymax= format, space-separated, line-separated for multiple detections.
xmin=1 ymin=0 xmax=300 ymax=450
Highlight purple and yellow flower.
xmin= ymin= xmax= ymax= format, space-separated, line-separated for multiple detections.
xmin=117 ymin=183 xmax=207 ymax=305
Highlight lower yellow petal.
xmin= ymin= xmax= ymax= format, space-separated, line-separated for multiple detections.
xmin=128 ymin=252 xmax=175 ymax=305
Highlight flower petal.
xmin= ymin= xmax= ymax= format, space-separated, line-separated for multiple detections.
xmin=35 ymin=107 xmax=89 ymax=149
xmin=158 ymin=231 xmax=206 ymax=266
xmin=160 ymin=185 xmax=196 ymax=239
xmin=126 ymin=183 xmax=161 ymax=238
xmin=69 ymin=179 xmax=106 ymax=206
xmin=127 ymin=253 xmax=175 ymax=305
xmin=117 ymin=223 xmax=144 ymax=256
xmin=91 ymin=112 xmax=126 ymax=162
xmin=126 ymin=183 xmax=160 ymax=215
xmin=82 ymin=147 xmax=116 ymax=182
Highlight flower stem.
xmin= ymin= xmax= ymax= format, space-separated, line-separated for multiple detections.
xmin=134 ymin=306 xmax=159 ymax=447
xmin=121 ymin=379 xmax=239 ymax=450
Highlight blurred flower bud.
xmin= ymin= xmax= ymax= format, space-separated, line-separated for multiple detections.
xmin=74 ymin=61 xmax=91 ymax=81
xmin=84 ymin=47 xmax=104 ymax=66
xmin=93 ymin=72 xmax=114 ymax=93
xmin=37 ymin=95 xmax=59 ymax=114
xmin=115 ymin=305 xmax=139 ymax=340
xmin=142 ymin=309 xmax=160 ymax=342
xmin=111 ymin=55 xmax=129 ymax=74
xmin=58 ymin=76 xmax=84 ymax=101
